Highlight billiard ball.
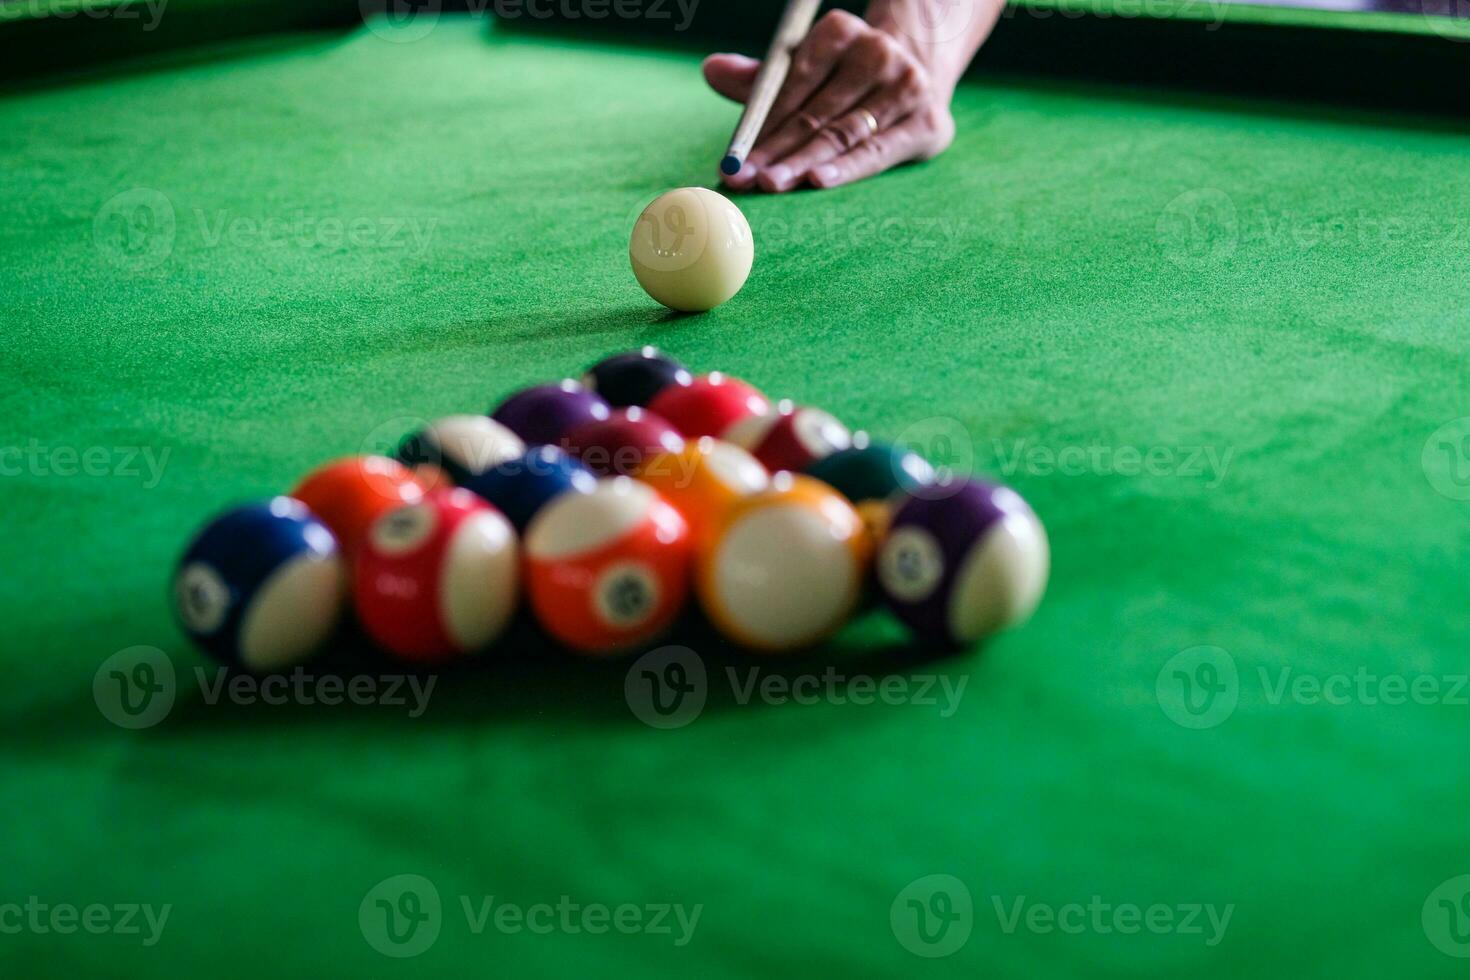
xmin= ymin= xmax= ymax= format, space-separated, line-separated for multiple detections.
xmin=563 ymin=407 xmax=685 ymax=476
xmin=460 ymin=445 xmax=596 ymax=531
xmin=647 ymin=372 xmax=770 ymax=439
xmin=804 ymin=435 xmax=937 ymax=506
xmin=491 ymin=380 xmax=610 ymax=446
xmin=725 ymin=401 xmax=852 ymax=473
xmin=173 ymin=497 xmax=345 ymax=672
xmin=696 ymin=474 xmax=870 ymax=652
xmin=805 ymin=436 xmax=938 ymax=563
xmin=583 ymin=347 xmax=692 ymax=408
xmin=524 ymin=477 xmax=691 ymax=654
xmin=876 ymin=479 xmax=1049 ymax=647
xmin=354 ymin=488 xmax=519 ymax=661
xmin=629 ymin=187 xmax=753 ymax=312
xmin=634 ymin=436 xmax=769 ymax=548
xmin=291 ymin=455 xmax=427 ymax=560
xmin=394 ymin=415 xmax=525 ymax=486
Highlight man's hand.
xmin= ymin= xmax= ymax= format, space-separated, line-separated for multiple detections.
xmin=703 ymin=4 xmax=995 ymax=192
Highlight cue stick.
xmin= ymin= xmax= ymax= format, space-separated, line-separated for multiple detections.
xmin=720 ymin=0 xmax=825 ymax=176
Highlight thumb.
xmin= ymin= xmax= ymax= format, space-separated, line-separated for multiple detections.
xmin=702 ymin=53 xmax=761 ymax=104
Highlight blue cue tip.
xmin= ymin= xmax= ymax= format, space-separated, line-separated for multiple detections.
xmin=720 ymin=155 xmax=743 ymax=176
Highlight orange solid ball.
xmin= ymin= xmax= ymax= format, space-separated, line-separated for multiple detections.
xmin=634 ymin=436 xmax=769 ymax=549
xmin=292 ymin=456 xmax=428 ymax=560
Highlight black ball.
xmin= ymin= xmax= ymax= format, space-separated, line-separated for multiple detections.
xmin=582 ymin=347 xmax=691 ymax=409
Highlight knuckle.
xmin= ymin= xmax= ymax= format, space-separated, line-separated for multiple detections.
xmin=816 ymin=8 xmax=864 ymax=42
xmin=851 ymin=32 xmax=895 ymax=71
xmin=816 ymin=127 xmax=849 ymax=153
xmin=895 ymin=63 xmax=925 ymax=96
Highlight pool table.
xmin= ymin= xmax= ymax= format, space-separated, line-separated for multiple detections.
xmin=3 ymin=4 xmax=1469 ymax=978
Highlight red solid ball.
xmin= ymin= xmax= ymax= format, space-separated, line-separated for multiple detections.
xmin=647 ymin=372 xmax=771 ymax=439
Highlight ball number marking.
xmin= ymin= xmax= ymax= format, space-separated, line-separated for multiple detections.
xmin=878 ymin=527 xmax=946 ymax=603
xmin=175 ymin=563 xmax=230 ymax=634
xmin=372 ymin=504 xmax=436 ymax=555
xmin=594 ymin=561 xmax=661 ymax=629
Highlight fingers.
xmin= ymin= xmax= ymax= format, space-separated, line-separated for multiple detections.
xmin=719 ymin=12 xmax=864 ymax=190
xmin=760 ymin=10 xmax=868 ymax=140
xmin=748 ymin=59 xmax=876 ymax=182
xmin=702 ymin=53 xmax=761 ymax=104
xmin=757 ymin=73 xmax=918 ymax=192
xmin=807 ymin=108 xmax=955 ymax=190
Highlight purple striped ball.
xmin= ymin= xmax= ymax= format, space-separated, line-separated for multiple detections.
xmin=877 ymin=479 xmax=1049 ymax=646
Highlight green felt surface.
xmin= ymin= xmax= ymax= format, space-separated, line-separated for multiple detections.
xmin=1015 ymin=0 xmax=1470 ymax=37
xmin=4 ymin=14 xmax=1470 ymax=978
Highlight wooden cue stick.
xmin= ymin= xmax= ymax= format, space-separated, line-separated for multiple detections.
xmin=720 ymin=0 xmax=824 ymax=176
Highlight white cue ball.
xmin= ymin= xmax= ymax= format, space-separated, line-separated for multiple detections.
xmin=629 ymin=187 xmax=754 ymax=312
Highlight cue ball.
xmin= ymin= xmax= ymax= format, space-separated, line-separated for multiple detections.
xmin=173 ymin=497 xmax=346 ymax=672
xmin=877 ymin=479 xmax=1049 ymax=647
xmin=629 ymin=187 xmax=754 ymax=312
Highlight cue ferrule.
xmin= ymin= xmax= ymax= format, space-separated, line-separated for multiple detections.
xmin=721 ymin=0 xmax=823 ymax=173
